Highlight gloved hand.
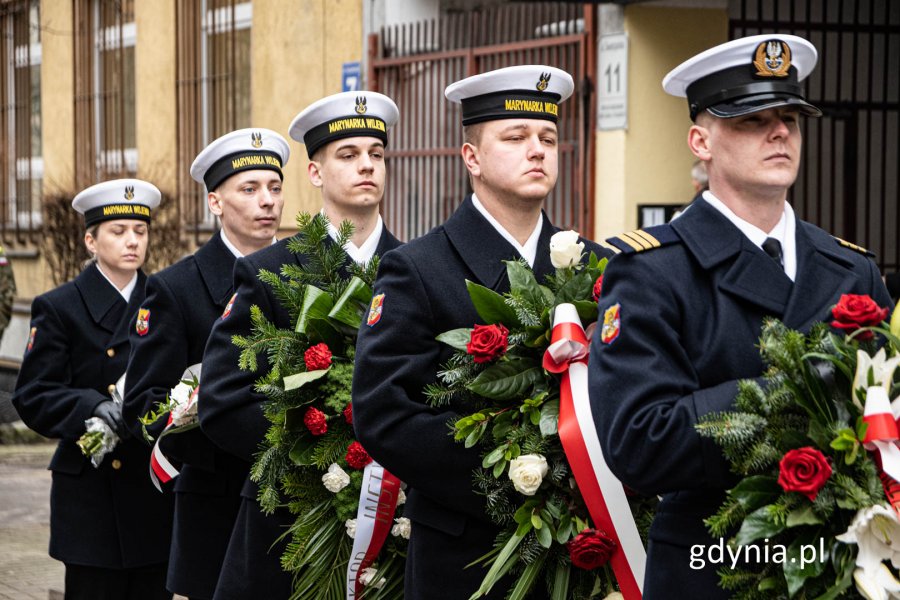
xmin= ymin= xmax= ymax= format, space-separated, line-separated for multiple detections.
xmin=93 ymin=400 xmax=129 ymax=440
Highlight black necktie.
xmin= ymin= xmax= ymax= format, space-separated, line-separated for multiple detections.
xmin=762 ymin=237 xmax=784 ymax=267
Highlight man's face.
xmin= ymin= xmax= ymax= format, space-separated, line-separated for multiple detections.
xmin=702 ymin=107 xmax=802 ymax=196
xmin=308 ymin=137 xmax=386 ymax=212
xmin=209 ymin=169 xmax=284 ymax=249
xmin=465 ymin=119 xmax=559 ymax=205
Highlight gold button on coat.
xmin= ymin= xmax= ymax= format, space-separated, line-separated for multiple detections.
xmin=106 ymin=348 xmax=115 ymax=357
xmin=111 ymin=459 xmax=122 ymax=470
xmin=107 ymin=384 xmax=116 ymax=394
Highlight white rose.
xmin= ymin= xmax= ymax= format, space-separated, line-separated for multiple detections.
xmin=345 ymin=518 xmax=357 ymax=539
xmin=322 ymin=463 xmax=351 ymax=493
xmin=391 ymin=517 xmax=411 ymax=539
xmin=508 ymin=454 xmax=549 ymax=496
xmin=549 ymin=230 xmax=584 ymax=269
xmin=397 ymin=489 xmax=406 ymax=505
xmin=170 ymin=384 xmax=198 ymax=426
xmin=169 ymin=381 xmax=192 ymax=408
xmin=359 ymin=567 xmax=386 ymax=589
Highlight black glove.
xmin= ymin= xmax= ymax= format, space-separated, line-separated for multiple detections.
xmin=93 ymin=400 xmax=129 ymax=440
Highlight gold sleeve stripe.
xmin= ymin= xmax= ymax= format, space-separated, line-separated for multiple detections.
xmin=621 ymin=230 xmax=659 ymax=251
xmin=616 ymin=232 xmax=648 ymax=252
xmin=631 ymin=229 xmax=662 ymax=248
xmin=599 ymin=240 xmax=621 ymax=254
xmin=838 ymin=239 xmax=868 ymax=253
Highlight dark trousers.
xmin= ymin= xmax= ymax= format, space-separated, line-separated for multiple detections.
xmin=64 ymin=562 xmax=171 ymax=600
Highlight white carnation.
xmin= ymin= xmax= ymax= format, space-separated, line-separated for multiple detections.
xmin=345 ymin=518 xmax=357 ymax=539
xmin=322 ymin=463 xmax=351 ymax=493
xmin=359 ymin=567 xmax=386 ymax=589
xmin=391 ymin=517 xmax=411 ymax=539
xmin=549 ymin=230 xmax=584 ymax=269
xmin=508 ymin=454 xmax=549 ymax=496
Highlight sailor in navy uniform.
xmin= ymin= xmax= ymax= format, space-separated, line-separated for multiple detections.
xmin=123 ymin=128 xmax=290 ymax=599
xmin=13 ymin=179 xmax=173 ymax=600
xmin=351 ymin=65 xmax=612 ymax=599
xmin=588 ymin=35 xmax=892 ymax=598
xmin=198 ymin=91 xmax=402 ymax=600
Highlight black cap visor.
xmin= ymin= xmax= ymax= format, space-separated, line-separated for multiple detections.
xmin=706 ymin=93 xmax=822 ymax=119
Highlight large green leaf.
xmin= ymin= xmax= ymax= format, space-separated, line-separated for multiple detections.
xmin=555 ymin=271 xmax=593 ymax=304
xmin=466 ymin=280 xmax=520 ymax=327
xmin=295 ymin=285 xmax=334 ymax=334
xmin=783 ymin=528 xmax=829 ymax=597
xmin=506 ymin=260 xmax=550 ymax=308
xmin=786 ymin=505 xmax=823 ymax=528
xmin=283 ymin=368 xmax=330 ymax=391
xmin=436 ymin=328 xmax=473 ymax=352
xmin=734 ymin=505 xmax=787 ymax=546
xmin=467 ymin=358 xmax=543 ymax=400
xmin=572 ymin=300 xmax=599 ymax=324
xmin=288 ymin=432 xmax=317 ymax=465
xmin=539 ymin=399 xmax=559 ymax=436
xmin=730 ymin=475 xmax=781 ymax=512
xmin=550 ymin=563 xmax=570 ymax=600
xmin=327 ymin=276 xmax=372 ymax=331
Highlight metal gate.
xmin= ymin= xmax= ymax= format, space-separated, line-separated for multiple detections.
xmin=368 ymin=2 xmax=595 ymax=242
xmin=731 ymin=0 xmax=900 ymax=271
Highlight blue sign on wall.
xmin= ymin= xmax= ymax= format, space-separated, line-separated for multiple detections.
xmin=342 ymin=62 xmax=361 ymax=92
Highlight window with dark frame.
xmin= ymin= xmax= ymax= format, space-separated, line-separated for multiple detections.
xmin=0 ymin=0 xmax=42 ymax=243
xmin=73 ymin=0 xmax=136 ymax=189
xmin=176 ymin=0 xmax=252 ymax=242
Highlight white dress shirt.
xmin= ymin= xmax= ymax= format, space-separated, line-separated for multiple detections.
xmin=703 ymin=191 xmax=797 ymax=281
xmin=471 ymin=193 xmax=543 ymax=267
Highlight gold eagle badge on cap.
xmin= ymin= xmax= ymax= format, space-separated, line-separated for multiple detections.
xmin=536 ymin=72 xmax=551 ymax=92
xmin=355 ymin=96 xmax=367 ymax=115
xmin=124 ymin=185 xmax=135 ymax=200
xmin=753 ymin=40 xmax=792 ymax=77
xmin=251 ymin=131 xmax=263 ymax=148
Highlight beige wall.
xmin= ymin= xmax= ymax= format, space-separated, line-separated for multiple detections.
xmin=594 ymin=6 xmax=727 ymax=239
xmin=135 ymin=0 xmax=177 ymax=197
xmin=252 ymin=0 xmax=364 ymax=231
xmin=40 ymin=0 xmax=75 ymax=197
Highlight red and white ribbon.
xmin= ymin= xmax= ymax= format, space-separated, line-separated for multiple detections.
xmin=547 ymin=303 xmax=645 ymax=600
xmin=862 ymin=387 xmax=900 ymax=516
xmin=150 ymin=412 xmax=180 ymax=491
xmin=346 ymin=460 xmax=402 ymax=598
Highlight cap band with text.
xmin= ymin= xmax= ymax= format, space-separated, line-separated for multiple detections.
xmin=203 ymin=149 xmax=284 ymax=192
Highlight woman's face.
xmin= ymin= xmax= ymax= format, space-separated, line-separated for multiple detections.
xmin=85 ymin=219 xmax=148 ymax=279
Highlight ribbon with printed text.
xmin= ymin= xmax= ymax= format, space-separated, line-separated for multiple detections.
xmin=543 ymin=303 xmax=645 ymax=600
xmin=345 ymin=461 xmax=402 ymax=598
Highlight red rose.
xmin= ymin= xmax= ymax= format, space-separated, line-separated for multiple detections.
xmin=343 ymin=403 xmax=353 ymax=425
xmin=303 ymin=407 xmax=328 ymax=436
xmin=592 ymin=275 xmax=604 ymax=302
xmin=831 ymin=294 xmax=889 ymax=341
xmin=466 ymin=324 xmax=509 ymax=364
xmin=777 ymin=447 xmax=832 ymax=502
xmin=304 ymin=343 xmax=332 ymax=370
xmin=346 ymin=441 xmax=372 ymax=469
xmin=567 ymin=528 xmax=616 ymax=570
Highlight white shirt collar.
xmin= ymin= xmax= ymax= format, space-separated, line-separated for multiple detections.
xmin=702 ymin=191 xmax=797 ymax=281
xmin=219 ymin=228 xmax=276 ymax=258
xmin=326 ymin=214 xmax=384 ymax=265
xmin=95 ymin=264 xmax=138 ymax=301
xmin=470 ymin=194 xmax=543 ymax=267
